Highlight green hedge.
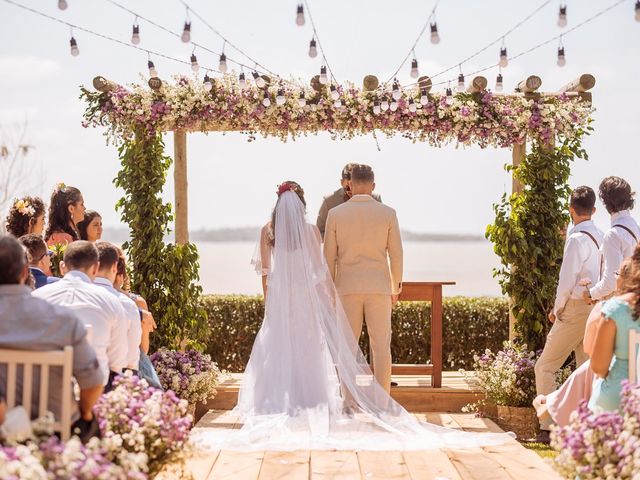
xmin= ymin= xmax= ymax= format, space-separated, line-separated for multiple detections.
xmin=203 ymin=295 xmax=509 ymax=372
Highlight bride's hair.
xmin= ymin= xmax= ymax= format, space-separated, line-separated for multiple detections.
xmin=269 ymin=181 xmax=306 ymax=246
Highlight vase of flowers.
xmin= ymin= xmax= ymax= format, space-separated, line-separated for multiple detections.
xmin=463 ymin=341 xmax=538 ymax=439
xmin=150 ymin=348 xmax=223 ymax=416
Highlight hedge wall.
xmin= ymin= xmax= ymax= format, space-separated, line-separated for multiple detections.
xmin=203 ymin=295 xmax=508 ymax=372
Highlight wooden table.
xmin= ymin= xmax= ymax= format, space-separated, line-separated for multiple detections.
xmin=393 ymin=281 xmax=456 ymax=388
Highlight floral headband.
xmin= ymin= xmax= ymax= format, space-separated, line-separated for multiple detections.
xmin=14 ymin=199 xmax=35 ymax=217
xmin=55 ymin=182 xmax=67 ymax=192
xmin=277 ymin=182 xmax=303 ymax=197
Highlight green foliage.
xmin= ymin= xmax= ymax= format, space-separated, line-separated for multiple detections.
xmin=114 ymin=132 xmax=207 ymax=350
xmin=203 ymin=295 xmax=508 ymax=371
xmin=486 ymin=122 xmax=592 ymax=351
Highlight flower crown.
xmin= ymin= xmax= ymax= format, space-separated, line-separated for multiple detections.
xmin=276 ymin=182 xmax=303 ymax=197
xmin=14 ymin=198 xmax=35 ymax=217
xmin=55 ymin=182 xmax=67 ymax=192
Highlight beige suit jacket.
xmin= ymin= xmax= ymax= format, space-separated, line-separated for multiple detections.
xmin=323 ymin=195 xmax=403 ymax=296
xmin=316 ymin=188 xmax=382 ymax=238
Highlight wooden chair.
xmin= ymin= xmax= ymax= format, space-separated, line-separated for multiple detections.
xmin=0 ymin=346 xmax=74 ymax=440
xmin=630 ymin=329 xmax=640 ymax=384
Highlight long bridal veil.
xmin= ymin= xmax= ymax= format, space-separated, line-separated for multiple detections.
xmin=192 ymin=190 xmax=515 ymax=451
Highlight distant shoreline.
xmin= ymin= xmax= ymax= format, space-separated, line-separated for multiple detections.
xmin=102 ymin=227 xmax=486 ymax=243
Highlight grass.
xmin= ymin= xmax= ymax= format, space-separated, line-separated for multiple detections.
xmin=522 ymin=441 xmax=558 ymax=459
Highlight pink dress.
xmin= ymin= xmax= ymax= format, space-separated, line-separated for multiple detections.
xmin=546 ymin=360 xmax=596 ymax=427
xmin=46 ymin=232 xmax=74 ymax=247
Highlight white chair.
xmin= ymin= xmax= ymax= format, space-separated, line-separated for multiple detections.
xmin=629 ymin=329 xmax=640 ymax=384
xmin=0 ymin=346 xmax=73 ymax=440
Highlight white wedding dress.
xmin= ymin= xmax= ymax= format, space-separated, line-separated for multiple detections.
xmin=192 ymin=191 xmax=515 ymax=451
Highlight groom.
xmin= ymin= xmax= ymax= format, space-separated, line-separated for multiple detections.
xmin=323 ymin=164 xmax=403 ymax=394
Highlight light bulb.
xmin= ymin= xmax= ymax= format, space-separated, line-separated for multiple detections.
xmin=495 ymin=73 xmax=503 ymax=92
xmin=276 ymin=88 xmax=286 ymax=105
xmin=381 ymin=100 xmax=389 ymax=111
xmin=298 ymin=92 xmax=306 ymax=107
xmin=131 ymin=25 xmax=140 ymax=45
xmin=557 ymin=47 xmax=566 ymax=67
xmin=420 ymin=88 xmax=429 ymax=105
xmin=373 ymin=102 xmax=381 ymax=115
xmin=308 ymin=38 xmax=317 ymax=58
xmin=203 ymin=74 xmax=212 ymax=91
xmin=430 ymin=23 xmax=440 ymax=44
xmin=330 ymin=85 xmax=339 ymax=100
xmin=392 ymin=81 xmax=401 ymax=100
xmin=408 ymin=98 xmax=417 ymax=113
xmin=148 ymin=60 xmax=157 ymax=78
xmin=239 ymin=72 xmax=246 ymax=89
xmin=296 ymin=4 xmax=305 ymax=26
xmin=190 ymin=54 xmax=199 ymax=72
xmin=635 ymin=0 xmax=640 ymax=21
xmin=390 ymin=101 xmax=398 ymax=112
xmin=181 ymin=22 xmax=191 ymax=43
xmin=253 ymin=72 xmax=266 ymax=88
xmin=319 ymin=66 xmax=328 ymax=84
xmin=334 ymin=99 xmax=342 ymax=108
xmin=58 ymin=0 xmax=68 ymax=10
xmin=445 ymin=87 xmax=454 ymax=105
xmin=219 ymin=53 xmax=227 ymax=73
xmin=457 ymin=73 xmax=465 ymax=92
xmin=499 ymin=47 xmax=508 ymax=68
xmin=410 ymin=59 xmax=419 ymax=79
xmin=558 ymin=6 xmax=567 ymax=28
xmin=69 ymin=36 xmax=79 ymax=56
xmin=262 ymin=95 xmax=271 ymax=107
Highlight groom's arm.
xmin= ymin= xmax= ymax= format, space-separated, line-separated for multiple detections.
xmin=388 ymin=211 xmax=403 ymax=295
xmin=323 ymin=212 xmax=338 ymax=281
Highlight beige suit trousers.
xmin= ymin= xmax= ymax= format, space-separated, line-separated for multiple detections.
xmin=534 ymin=299 xmax=593 ymax=429
xmin=340 ymin=293 xmax=392 ymax=394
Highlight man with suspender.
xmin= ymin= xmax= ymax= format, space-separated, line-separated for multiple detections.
xmin=534 ymin=186 xmax=604 ymax=443
xmin=585 ymin=176 xmax=639 ymax=303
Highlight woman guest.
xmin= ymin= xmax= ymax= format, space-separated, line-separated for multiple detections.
xmin=77 ymin=210 xmax=103 ymax=242
xmin=4 ymin=196 xmax=46 ymax=237
xmin=44 ymin=184 xmax=85 ymax=247
xmin=589 ymin=244 xmax=640 ymax=411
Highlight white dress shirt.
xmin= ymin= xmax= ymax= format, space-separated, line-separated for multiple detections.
xmin=553 ymin=220 xmax=604 ymax=316
xmin=590 ymin=210 xmax=640 ymax=300
xmin=94 ymin=277 xmax=141 ymax=370
xmin=33 ymin=271 xmax=129 ymax=385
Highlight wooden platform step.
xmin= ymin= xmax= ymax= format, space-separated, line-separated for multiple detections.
xmin=196 ymin=371 xmax=484 ymax=419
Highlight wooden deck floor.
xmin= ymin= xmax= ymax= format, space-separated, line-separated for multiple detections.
xmin=159 ymin=410 xmax=561 ymax=480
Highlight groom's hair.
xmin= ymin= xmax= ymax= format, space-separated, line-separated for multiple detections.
xmin=350 ymin=164 xmax=374 ymax=184
xmin=599 ymin=176 xmax=635 ymax=214
xmin=570 ymin=186 xmax=596 ymax=216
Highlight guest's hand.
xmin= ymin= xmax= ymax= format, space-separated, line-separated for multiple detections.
xmin=582 ymin=291 xmax=595 ymax=305
xmin=141 ymin=310 xmax=157 ymax=333
xmin=548 ymin=312 xmax=556 ymax=323
xmin=391 ymin=294 xmax=399 ymax=306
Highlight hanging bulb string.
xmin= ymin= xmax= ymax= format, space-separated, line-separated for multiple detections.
xmin=301 ymin=0 xmax=338 ymax=84
xmin=397 ymin=0 xmax=627 ymax=92
xmin=429 ymin=0 xmax=553 ymax=81
xmin=384 ymin=0 xmax=440 ymax=85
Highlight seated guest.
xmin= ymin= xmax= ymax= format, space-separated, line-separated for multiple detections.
xmin=4 ymin=196 xmax=46 ymax=238
xmin=0 ymin=235 xmax=103 ymax=439
xmin=19 ymin=234 xmax=55 ymax=289
xmin=589 ymin=244 xmax=640 ymax=411
xmin=94 ymin=241 xmax=141 ymax=373
xmin=77 ymin=210 xmax=103 ymax=242
xmin=45 ymin=184 xmax=86 ymax=247
xmin=33 ymin=240 xmax=128 ymax=389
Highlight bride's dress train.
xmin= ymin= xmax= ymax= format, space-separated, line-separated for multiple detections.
xmin=192 ymin=191 xmax=514 ymax=451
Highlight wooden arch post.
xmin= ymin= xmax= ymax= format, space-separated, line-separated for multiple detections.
xmin=174 ymin=129 xmax=189 ymax=245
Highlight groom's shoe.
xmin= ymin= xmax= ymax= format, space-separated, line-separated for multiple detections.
xmin=391 ymin=381 xmax=398 ymax=387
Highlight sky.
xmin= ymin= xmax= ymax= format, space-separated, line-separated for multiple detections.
xmin=1 ymin=0 xmax=639 ymax=237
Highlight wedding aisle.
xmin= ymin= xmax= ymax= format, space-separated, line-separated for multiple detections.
xmin=157 ymin=410 xmax=561 ymax=480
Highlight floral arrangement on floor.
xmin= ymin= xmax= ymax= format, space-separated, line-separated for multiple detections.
xmin=462 ymin=341 xmax=537 ymax=409
xmin=80 ymin=74 xmax=592 ymax=147
xmin=551 ymin=380 xmax=640 ymax=479
xmin=150 ymin=348 xmax=223 ymax=405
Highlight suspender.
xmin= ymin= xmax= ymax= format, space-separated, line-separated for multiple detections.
xmin=613 ymin=224 xmax=639 ymax=244
xmin=579 ymin=231 xmax=600 ymax=250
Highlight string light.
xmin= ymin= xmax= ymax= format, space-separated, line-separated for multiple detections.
xmin=296 ymin=4 xmax=305 ymax=26
xmin=373 ymin=102 xmax=381 ymax=115
xmin=410 ymin=58 xmax=419 ymax=79
xmin=334 ymin=99 xmax=342 ymax=108
xmin=181 ymin=21 xmax=191 ymax=43
xmin=319 ymin=65 xmax=328 ymax=84
xmin=298 ymin=92 xmax=306 ymax=107
xmin=390 ymin=99 xmax=398 ymax=111
xmin=420 ymin=88 xmax=429 ymax=105
xmin=635 ymin=0 xmax=640 ymax=21
xmin=392 ymin=80 xmax=401 ymax=100
xmin=131 ymin=23 xmax=140 ymax=45
xmin=69 ymin=35 xmax=79 ymax=56
xmin=457 ymin=72 xmax=465 ymax=92
xmin=430 ymin=22 xmax=440 ymax=44
xmin=58 ymin=0 xmax=67 ymax=10
xmin=190 ymin=53 xmax=199 ymax=72
xmin=557 ymin=45 xmax=566 ymax=66
xmin=408 ymin=97 xmax=417 ymax=112
xmin=330 ymin=84 xmax=339 ymax=100
xmin=499 ymin=47 xmax=508 ymax=68
xmin=262 ymin=92 xmax=271 ymax=107
xmin=445 ymin=85 xmax=454 ymax=105
xmin=238 ymin=72 xmax=246 ymax=89
xmin=308 ymin=38 xmax=317 ymax=58
xmin=219 ymin=52 xmax=228 ymax=73
xmin=203 ymin=72 xmax=212 ymax=91
xmin=276 ymin=88 xmax=286 ymax=105
xmin=381 ymin=99 xmax=389 ymax=111
xmin=558 ymin=5 xmax=567 ymax=28
xmin=253 ymin=71 xmax=266 ymax=88
xmin=495 ymin=72 xmax=504 ymax=92
xmin=147 ymin=59 xmax=157 ymax=77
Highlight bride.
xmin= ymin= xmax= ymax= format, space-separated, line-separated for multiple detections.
xmin=192 ymin=181 xmax=514 ymax=451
